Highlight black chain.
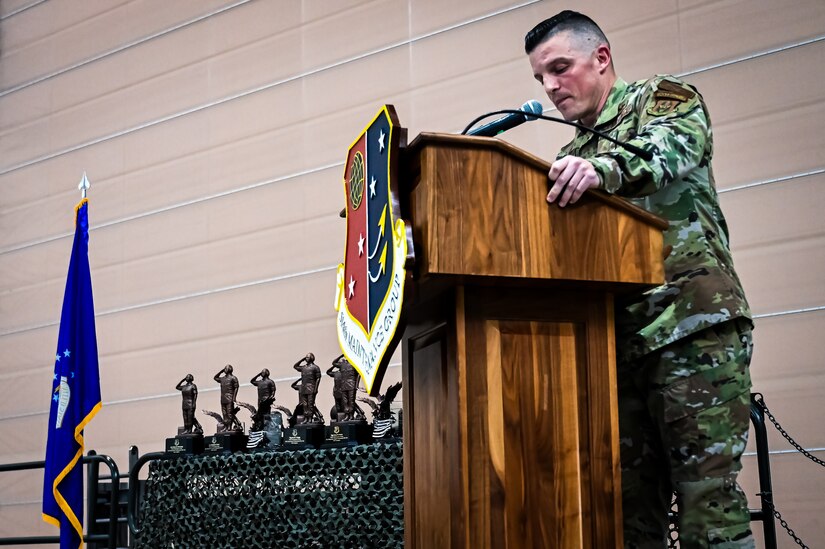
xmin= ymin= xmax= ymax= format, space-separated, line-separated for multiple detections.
xmin=765 ymin=497 xmax=809 ymax=549
xmin=753 ymin=393 xmax=825 ymax=467
xmin=752 ymin=392 xmax=819 ymax=548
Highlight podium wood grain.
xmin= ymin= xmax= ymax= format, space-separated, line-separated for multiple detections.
xmin=407 ymin=132 xmax=666 ymax=286
xmin=401 ymin=134 xmax=665 ymax=548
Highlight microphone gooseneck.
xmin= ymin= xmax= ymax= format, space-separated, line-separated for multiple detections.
xmin=461 ymin=102 xmax=653 ymax=162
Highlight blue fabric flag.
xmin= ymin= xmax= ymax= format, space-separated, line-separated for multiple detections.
xmin=42 ymin=199 xmax=102 ymax=549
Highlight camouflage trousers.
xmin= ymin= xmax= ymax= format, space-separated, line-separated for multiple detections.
xmin=618 ymin=319 xmax=754 ymax=548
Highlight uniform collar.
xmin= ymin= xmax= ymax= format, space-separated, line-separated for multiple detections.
xmin=564 ymin=78 xmax=628 ymax=154
xmin=593 ymin=77 xmax=628 ymax=129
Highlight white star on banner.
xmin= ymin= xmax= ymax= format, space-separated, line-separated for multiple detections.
xmin=348 ymin=276 xmax=356 ymax=298
xmin=370 ymin=176 xmax=377 ymax=198
xmin=358 ymin=233 xmax=365 ymax=256
xmin=378 ymin=130 xmax=386 ymax=152
xmin=63 ymin=349 xmax=71 ymax=358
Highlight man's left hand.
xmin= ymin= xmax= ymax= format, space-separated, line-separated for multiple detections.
xmin=547 ymin=155 xmax=600 ymax=207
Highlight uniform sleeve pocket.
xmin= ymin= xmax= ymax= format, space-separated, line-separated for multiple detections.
xmin=660 ymin=361 xmax=752 ymax=424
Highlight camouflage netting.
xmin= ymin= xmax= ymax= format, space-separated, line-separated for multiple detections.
xmin=134 ymin=441 xmax=403 ymax=548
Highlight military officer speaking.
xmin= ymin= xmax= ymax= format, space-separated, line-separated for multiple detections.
xmin=525 ymin=11 xmax=754 ymax=549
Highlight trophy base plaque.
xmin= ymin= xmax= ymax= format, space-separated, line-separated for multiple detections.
xmin=165 ymin=435 xmax=203 ymax=457
xmin=282 ymin=424 xmax=324 ymax=450
xmin=203 ymin=432 xmax=247 ymax=455
xmin=321 ymin=421 xmax=370 ymax=448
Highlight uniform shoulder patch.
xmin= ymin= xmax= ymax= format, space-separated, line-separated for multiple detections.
xmin=647 ymin=80 xmax=696 ymax=117
xmin=653 ymin=79 xmax=695 ymax=102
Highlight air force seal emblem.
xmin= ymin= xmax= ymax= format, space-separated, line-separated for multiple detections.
xmin=335 ymin=106 xmax=412 ymax=395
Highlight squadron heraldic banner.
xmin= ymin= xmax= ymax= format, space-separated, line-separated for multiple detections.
xmin=42 ymin=199 xmax=102 ymax=549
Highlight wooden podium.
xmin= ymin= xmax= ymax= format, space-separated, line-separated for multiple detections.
xmin=399 ymin=133 xmax=667 ymax=548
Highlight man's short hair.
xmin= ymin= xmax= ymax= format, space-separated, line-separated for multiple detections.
xmin=524 ymin=10 xmax=609 ymax=54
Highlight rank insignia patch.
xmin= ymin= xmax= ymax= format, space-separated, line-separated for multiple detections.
xmin=335 ymin=105 xmax=413 ymax=395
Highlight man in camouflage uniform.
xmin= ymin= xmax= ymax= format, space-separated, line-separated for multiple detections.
xmin=525 ymin=11 xmax=754 ymax=548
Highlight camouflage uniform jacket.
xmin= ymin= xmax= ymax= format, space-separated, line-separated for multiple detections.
xmin=558 ymin=75 xmax=751 ymax=360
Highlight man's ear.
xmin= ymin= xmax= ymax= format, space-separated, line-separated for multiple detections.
xmin=594 ymin=44 xmax=612 ymax=74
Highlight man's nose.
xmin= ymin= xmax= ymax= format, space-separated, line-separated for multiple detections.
xmin=544 ymin=77 xmax=559 ymax=97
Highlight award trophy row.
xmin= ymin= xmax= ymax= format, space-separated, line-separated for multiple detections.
xmin=165 ymin=354 xmax=401 ymax=457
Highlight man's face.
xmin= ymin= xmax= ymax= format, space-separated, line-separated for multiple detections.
xmin=528 ymin=31 xmax=610 ymax=126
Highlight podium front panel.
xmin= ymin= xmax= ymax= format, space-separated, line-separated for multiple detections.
xmin=403 ymin=286 xmax=623 ymax=548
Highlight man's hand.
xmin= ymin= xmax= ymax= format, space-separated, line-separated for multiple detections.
xmin=547 ymin=155 xmax=600 ymax=207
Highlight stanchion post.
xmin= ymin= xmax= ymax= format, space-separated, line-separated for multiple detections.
xmin=750 ymin=393 xmax=778 ymax=549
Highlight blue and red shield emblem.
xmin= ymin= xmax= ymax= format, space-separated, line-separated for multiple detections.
xmin=335 ymin=106 xmax=411 ymax=395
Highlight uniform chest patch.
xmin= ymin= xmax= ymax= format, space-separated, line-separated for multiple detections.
xmin=648 ymin=98 xmax=678 ymax=116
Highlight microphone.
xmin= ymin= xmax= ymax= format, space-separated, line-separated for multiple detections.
xmin=465 ymin=100 xmax=544 ymax=137
xmin=462 ymin=101 xmax=652 ymax=161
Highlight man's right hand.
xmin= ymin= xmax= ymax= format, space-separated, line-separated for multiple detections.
xmin=547 ymin=155 xmax=600 ymax=207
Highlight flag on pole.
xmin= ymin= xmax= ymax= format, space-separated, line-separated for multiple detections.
xmin=42 ymin=198 xmax=102 ymax=549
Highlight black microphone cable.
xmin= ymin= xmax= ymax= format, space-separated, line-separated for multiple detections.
xmin=461 ymin=108 xmax=653 ymax=162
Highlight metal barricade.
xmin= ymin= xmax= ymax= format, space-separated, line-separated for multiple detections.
xmin=0 ymin=452 xmax=121 ymax=548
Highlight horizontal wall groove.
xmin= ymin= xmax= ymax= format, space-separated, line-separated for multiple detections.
xmin=0 ymin=0 xmax=541 ymax=177
xmin=743 ymin=447 xmax=825 ymax=458
xmin=0 ymin=499 xmax=42 ymax=508
xmin=0 ymin=0 xmax=253 ymax=97
xmin=0 ymin=0 xmax=46 ymax=21
xmin=681 ymin=34 xmax=825 ymax=78
xmin=0 ymin=264 xmax=337 ymax=338
xmin=719 ymin=168 xmax=825 ymax=194
xmin=1 ymin=29 xmax=820 ymax=179
xmin=0 ymin=35 xmax=825 ymax=245
xmin=1 ymin=160 xmax=820 ymax=259
xmin=0 ymin=262 xmax=821 ymax=339
xmin=0 ymin=314 xmax=336 ymax=387
xmin=753 ymin=305 xmax=825 ymax=320
xmin=20 ymin=5 xmax=816 ymax=181
xmin=0 ymin=161 xmax=343 ymax=255
xmin=2 ymin=205 xmax=344 ymax=298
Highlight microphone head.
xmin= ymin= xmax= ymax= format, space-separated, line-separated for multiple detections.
xmin=521 ymin=100 xmax=544 ymax=120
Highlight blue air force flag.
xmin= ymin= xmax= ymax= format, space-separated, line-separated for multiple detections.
xmin=42 ymin=199 xmax=102 ymax=549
